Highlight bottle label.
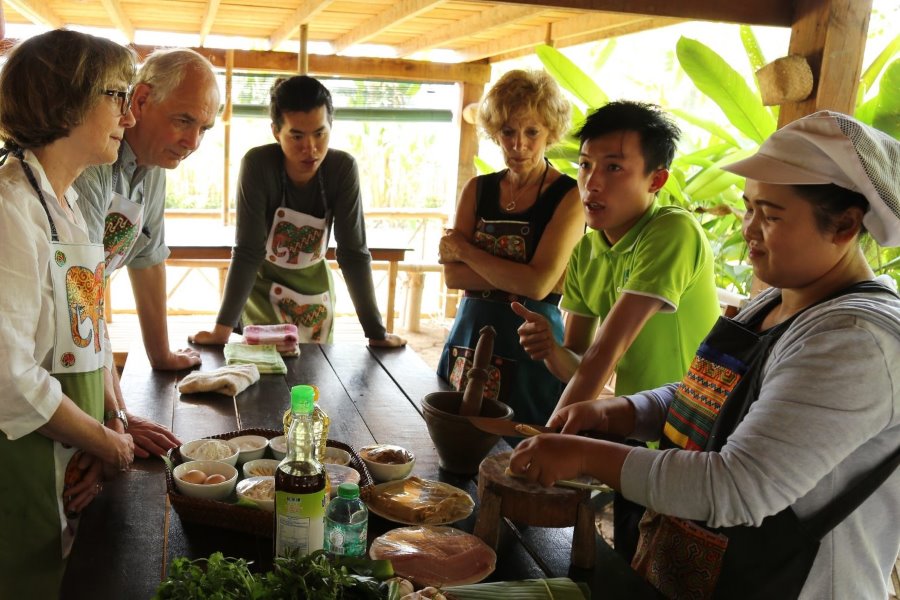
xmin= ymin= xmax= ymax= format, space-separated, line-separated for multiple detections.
xmin=274 ymin=490 xmax=326 ymax=557
xmin=325 ymin=518 xmax=367 ymax=557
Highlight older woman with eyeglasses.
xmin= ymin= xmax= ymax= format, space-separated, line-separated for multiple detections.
xmin=0 ymin=29 xmax=137 ymax=595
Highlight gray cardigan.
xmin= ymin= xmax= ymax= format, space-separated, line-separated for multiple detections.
xmin=622 ymin=283 xmax=900 ymax=599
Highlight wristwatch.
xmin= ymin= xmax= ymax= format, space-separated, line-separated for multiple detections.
xmin=104 ymin=409 xmax=129 ymax=429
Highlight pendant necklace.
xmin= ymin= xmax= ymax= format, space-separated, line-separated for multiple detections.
xmin=503 ymin=159 xmax=549 ymax=212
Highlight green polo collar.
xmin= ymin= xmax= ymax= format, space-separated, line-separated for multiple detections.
xmin=590 ymin=201 xmax=660 ymax=255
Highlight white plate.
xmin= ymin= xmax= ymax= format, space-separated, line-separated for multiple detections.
xmin=364 ymin=477 xmax=474 ymax=526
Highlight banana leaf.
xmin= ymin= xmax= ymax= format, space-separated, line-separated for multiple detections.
xmin=861 ymin=33 xmax=900 ymax=93
xmin=870 ymin=59 xmax=900 ymax=138
xmin=676 ymin=37 xmax=776 ymax=144
xmin=535 ymin=44 xmax=608 ymax=109
xmin=669 ymin=109 xmax=740 ymax=148
xmin=443 ymin=577 xmax=590 ymax=600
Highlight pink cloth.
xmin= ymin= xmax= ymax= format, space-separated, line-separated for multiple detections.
xmin=243 ymin=324 xmax=298 ymax=346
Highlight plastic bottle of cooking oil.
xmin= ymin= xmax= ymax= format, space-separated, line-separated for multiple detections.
xmin=283 ymin=384 xmax=330 ymax=462
xmin=274 ymin=385 xmax=326 ymax=558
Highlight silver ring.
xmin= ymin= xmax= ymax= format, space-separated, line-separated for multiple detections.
xmin=95 ymin=483 xmax=102 ymax=494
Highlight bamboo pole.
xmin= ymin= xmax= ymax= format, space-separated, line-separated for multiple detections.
xmin=222 ymin=49 xmax=234 ymax=225
xmin=299 ymin=24 xmax=309 ymax=74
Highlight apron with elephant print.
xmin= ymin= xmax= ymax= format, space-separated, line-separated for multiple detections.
xmin=243 ymin=169 xmax=335 ymax=343
xmin=0 ymin=157 xmax=105 ymax=597
xmin=103 ymin=162 xmax=144 ymax=272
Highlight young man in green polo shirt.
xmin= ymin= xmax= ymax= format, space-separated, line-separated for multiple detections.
xmin=513 ymin=100 xmax=720 ymax=560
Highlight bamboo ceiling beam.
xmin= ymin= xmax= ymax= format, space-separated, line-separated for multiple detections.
xmin=487 ymin=0 xmax=792 ymax=27
xmin=457 ymin=12 xmax=670 ymax=62
xmin=132 ymin=44 xmax=492 ymax=85
xmin=199 ymin=0 xmax=223 ymax=47
xmin=397 ymin=5 xmax=539 ymax=58
xmin=3 ymin=0 xmax=63 ymax=29
xmin=269 ymin=0 xmax=335 ymax=51
xmin=99 ymin=0 xmax=135 ymax=41
xmin=332 ymin=0 xmax=445 ymax=54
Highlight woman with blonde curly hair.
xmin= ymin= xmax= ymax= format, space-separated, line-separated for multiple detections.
xmin=438 ymin=69 xmax=584 ymax=428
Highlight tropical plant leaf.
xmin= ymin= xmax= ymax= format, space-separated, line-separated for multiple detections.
xmin=535 ymin=44 xmax=608 ymax=108
xmin=676 ymin=36 xmax=776 ymax=143
xmin=669 ymin=109 xmax=740 ymax=147
xmin=861 ymin=33 xmax=900 ymax=93
xmin=683 ymin=146 xmax=756 ymax=196
xmin=473 ymin=155 xmax=495 ymax=175
xmin=592 ymin=39 xmax=617 ymax=70
xmin=672 ymin=142 xmax=735 ymax=168
xmin=740 ymin=26 xmax=767 ymax=85
xmin=871 ymin=59 xmax=900 ymax=139
xmin=662 ymin=173 xmax=686 ymax=206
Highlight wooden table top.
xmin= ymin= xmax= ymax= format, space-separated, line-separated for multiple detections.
xmin=60 ymin=343 xmax=659 ymax=599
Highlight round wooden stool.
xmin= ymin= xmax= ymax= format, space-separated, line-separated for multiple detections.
xmin=474 ymin=451 xmax=595 ymax=568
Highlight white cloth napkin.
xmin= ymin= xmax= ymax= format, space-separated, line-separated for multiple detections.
xmin=177 ymin=364 xmax=260 ymax=397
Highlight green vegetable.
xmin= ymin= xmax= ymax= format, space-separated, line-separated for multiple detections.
xmin=153 ymin=550 xmax=394 ymax=600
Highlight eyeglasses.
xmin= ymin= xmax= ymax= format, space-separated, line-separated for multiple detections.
xmin=101 ymin=89 xmax=132 ymax=116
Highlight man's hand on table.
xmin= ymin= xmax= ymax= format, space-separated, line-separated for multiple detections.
xmin=109 ymin=413 xmax=181 ymax=459
xmin=189 ymin=323 xmax=234 ymax=346
xmin=368 ymin=333 xmax=407 ymax=348
xmin=150 ymin=348 xmax=201 ymax=370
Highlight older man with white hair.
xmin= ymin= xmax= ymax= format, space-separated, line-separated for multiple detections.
xmin=76 ymin=48 xmax=220 ymax=456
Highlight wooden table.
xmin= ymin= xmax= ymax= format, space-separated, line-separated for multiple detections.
xmin=60 ymin=344 xmax=660 ymax=599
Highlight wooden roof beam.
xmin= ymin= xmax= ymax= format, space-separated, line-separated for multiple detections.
xmin=488 ymin=0 xmax=793 ymax=27
xmin=458 ymin=11 xmax=674 ymax=62
xmin=99 ymin=0 xmax=135 ymax=41
xmin=3 ymin=0 xmax=63 ymax=29
xmin=397 ymin=5 xmax=539 ymax=58
xmin=132 ymin=44 xmax=492 ymax=85
xmin=333 ymin=0 xmax=445 ymax=54
xmin=269 ymin=0 xmax=335 ymax=51
xmin=199 ymin=0 xmax=223 ymax=47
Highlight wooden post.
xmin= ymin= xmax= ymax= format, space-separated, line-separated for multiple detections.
xmin=222 ymin=49 xmax=234 ymax=226
xmin=299 ymin=24 xmax=309 ymax=75
xmin=456 ymin=80 xmax=485 ymax=204
xmin=778 ymin=0 xmax=872 ymax=127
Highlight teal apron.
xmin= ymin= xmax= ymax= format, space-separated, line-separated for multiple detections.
xmin=243 ymin=170 xmax=335 ymax=343
xmin=0 ymin=157 xmax=105 ymax=597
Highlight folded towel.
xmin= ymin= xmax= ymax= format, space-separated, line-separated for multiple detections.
xmin=276 ymin=342 xmax=301 ymax=357
xmin=177 ymin=364 xmax=260 ymax=396
xmin=243 ymin=324 xmax=299 ymax=346
xmin=224 ymin=342 xmax=287 ymax=374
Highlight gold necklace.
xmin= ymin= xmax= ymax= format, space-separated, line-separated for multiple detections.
xmin=503 ymin=160 xmax=549 ymax=212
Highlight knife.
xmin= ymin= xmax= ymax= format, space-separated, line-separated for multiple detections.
xmin=467 ymin=416 xmax=556 ymax=438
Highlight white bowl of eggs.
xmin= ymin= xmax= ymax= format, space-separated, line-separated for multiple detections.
xmin=173 ymin=460 xmax=238 ymax=500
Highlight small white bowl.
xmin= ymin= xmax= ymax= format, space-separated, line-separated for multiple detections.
xmin=228 ymin=435 xmax=268 ymax=464
xmin=242 ymin=458 xmax=281 ymax=479
xmin=325 ymin=463 xmax=361 ymax=497
xmin=173 ymin=460 xmax=238 ymax=501
xmin=268 ymin=435 xmax=287 ymax=460
xmin=358 ymin=444 xmax=415 ymax=482
xmin=323 ymin=446 xmax=352 ymax=466
xmin=180 ymin=438 xmax=239 ymax=467
xmin=236 ymin=475 xmax=275 ymax=512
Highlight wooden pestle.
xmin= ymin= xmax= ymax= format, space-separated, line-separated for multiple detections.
xmin=458 ymin=325 xmax=496 ymax=416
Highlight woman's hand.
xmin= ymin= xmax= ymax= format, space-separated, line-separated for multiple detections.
xmin=102 ymin=428 xmax=135 ymax=472
xmin=508 ymin=433 xmax=592 ymax=488
xmin=512 ymin=302 xmax=558 ymax=360
xmin=548 ymin=396 xmax=636 ymax=437
xmin=63 ymin=451 xmax=105 ymax=516
xmin=438 ymin=229 xmax=468 ymax=264
xmin=189 ymin=324 xmax=233 ymax=345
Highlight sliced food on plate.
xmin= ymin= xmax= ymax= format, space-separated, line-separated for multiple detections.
xmin=362 ymin=476 xmax=473 ymax=525
xmin=369 ymin=525 xmax=495 ymax=587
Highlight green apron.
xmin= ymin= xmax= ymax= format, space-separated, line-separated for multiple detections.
xmin=243 ymin=170 xmax=335 ymax=343
xmin=0 ymin=157 xmax=105 ymax=597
